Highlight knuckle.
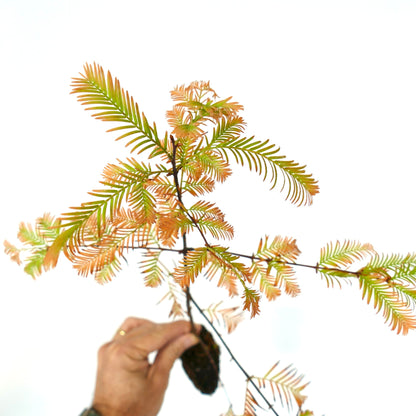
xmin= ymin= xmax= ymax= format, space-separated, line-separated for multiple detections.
xmin=122 ymin=316 xmax=150 ymax=328
xmin=98 ymin=341 xmax=126 ymax=361
xmin=97 ymin=342 xmax=111 ymax=360
xmin=99 ymin=339 xmax=149 ymax=363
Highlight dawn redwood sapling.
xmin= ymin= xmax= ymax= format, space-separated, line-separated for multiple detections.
xmin=6 ymin=63 xmax=416 ymax=416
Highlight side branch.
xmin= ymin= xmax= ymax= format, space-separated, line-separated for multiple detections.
xmin=75 ymin=241 xmax=363 ymax=279
xmin=125 ymin=244 xmax=363 ymax=279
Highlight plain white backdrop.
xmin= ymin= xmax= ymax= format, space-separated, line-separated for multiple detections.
xmin=1 ymin=1 xmax=416 ymax=415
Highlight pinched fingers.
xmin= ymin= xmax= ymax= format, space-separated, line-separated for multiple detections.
xmin=112 ymin=318 xmax=200 ymax=360
xmin=150 ymin=332 xmax=200 ymax=384
xmin=123 ymin=320 xmax=198 ymax=355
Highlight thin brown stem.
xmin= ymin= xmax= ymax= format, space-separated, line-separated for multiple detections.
xmin=77 ymin=241 xmax=362 ymax=279
xmin=170 ymin=135 xmax=196 ymax=332
xmin=189 ymin=292 xmax=280 ymax=416
xmin=226 ymin=250 xmax=361 ymax=278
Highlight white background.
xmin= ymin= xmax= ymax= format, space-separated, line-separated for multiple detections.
xmin=1 ymin=1 xmax=416 ymax=415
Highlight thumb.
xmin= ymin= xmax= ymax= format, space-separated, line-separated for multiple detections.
xmin=151 ymin=333 xmax=200 ymax=381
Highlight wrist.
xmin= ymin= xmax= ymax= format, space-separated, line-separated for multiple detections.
xmin=91 ymin=402 xmax=130 ymax=416
xmin=80 ymin=408 xmax=102 ymax=416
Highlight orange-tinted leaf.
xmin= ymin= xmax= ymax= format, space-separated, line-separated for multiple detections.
xmin=173 ymin=247 xmax=210 ymax=287
xmin=3 ymin=241 xmax=22 ymax=265
xmin=243 ymin=388 xmax=259 ymax=416
xmin=242 ymin=287 xmax=261 ymax=318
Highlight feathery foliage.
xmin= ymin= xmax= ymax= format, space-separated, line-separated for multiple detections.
xmin=256 ymin=361 xmax=309 ymax=410
xmin=317 ymin=241 xmax=416 ymax=334
xmin=358 ymin=253 xmax=416 ymax=334
xmin=243 ymin=387 xmax=260 ymax=416
xmin=252 ymin=236 xmax=301 ymax=298
xmin=5 ymin=213 xmax=61 ymax=278
xmin=242 ymin=361 xmax=309 ymax=416
xmin=203 ymin=301 xmax=245 ymax=334
xmin=157 ymin=279 xmax=187 ymax=319
xmin=71 ymin=63 xmax=169 ymax=158
xmin=318 ymin=240 xmax=374 ymax=287
xmin=320 ymin=240 xmax=375 ymax=269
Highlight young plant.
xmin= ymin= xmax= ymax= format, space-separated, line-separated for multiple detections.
xmin=5 ymin=63 xmax=416 ymax=416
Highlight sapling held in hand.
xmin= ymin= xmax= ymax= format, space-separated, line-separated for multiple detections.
xmin=5 ymin=62 xmax=416 ymax=416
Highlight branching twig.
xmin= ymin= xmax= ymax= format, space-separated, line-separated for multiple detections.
xmin=73 ymin=132 xmax=358 ymax=414
xmin=78 ymin=241 xmax=363 ymax=279
xmin=111 ymin=244 xmax=362 ymax=279
xmin=189 ymin=292 xmax=280 ymax=416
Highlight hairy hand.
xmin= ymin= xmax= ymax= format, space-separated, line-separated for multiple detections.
xmin=92 ymin=318 xmax=200 ymax=416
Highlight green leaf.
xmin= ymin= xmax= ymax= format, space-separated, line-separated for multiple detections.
xmin=43 ymin=224 xmax=79 ymax=270
xmin=359 ymin=269 xmax=416 ymax=335
xmin=140 ymin=249 xmax=166 ymax=287
xmin=318 ymin=268 xmax=356 ymax=289
xmin=395 ymin=285 xmax=416 ymax=309
xmin=59 ymin=161 xmax=158 ymax=243
xmin=94 ymin=256 xmax=122 ymax=284
xmin=209 ymin=135 xmax=319 ymax=206
xmin=71 ymin=63 xmax=169 ymax=158
xmin=18 ymin=222 xmax=45 ymax=246
xmin=179 ymin=200 xmax=234 ymax=240
xmin=320 ymin=240 xmax=374 ymax=269
xmin=184 ymin=148 xmax=232 ymax=183
xmin=173 ymin=246 xmax=210 ymax=286
xmin=8 ymin=214 xmax=66 ymax=276
xmin=206 ymin=246 xmax=252 ymax=301
xmin=182 ymin=176 xmax=215 ymax=197
xmin=24 ymin=249 xmax=48 ymax=278
xmin=364 ymin=253 xmax=416 ymax=283
xmin=268 ymin=261 xmax=300 ymax=297
xmin=210 ymin=115 xmax=246 ymax=142
xmin=250 ymin=261 xmax=282 ymax=300
xmin=256 ymin=235 xmax=300 ymax=263
xmin=318 ymin=240 xmax=374 ymax=288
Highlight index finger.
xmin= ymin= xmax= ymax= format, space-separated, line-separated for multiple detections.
xmin=126 ymin=320 xmax=198 ymax=356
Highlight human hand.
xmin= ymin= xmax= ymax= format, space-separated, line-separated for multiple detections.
xmin=92 ymin=317 xmax=200 ymax=416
